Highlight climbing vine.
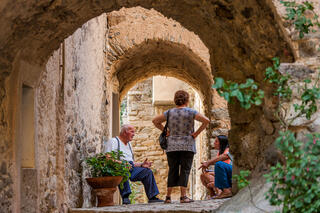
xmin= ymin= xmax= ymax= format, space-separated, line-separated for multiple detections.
xmin=264 ymin=131 xmax=320 ymax=213
xmin=280 ymin=0 xmax=320 ymax=38
xmin=212 ymin=78 xmax=264 ymax=109
xmin=212 ymin=1 xmax=320 ymax=212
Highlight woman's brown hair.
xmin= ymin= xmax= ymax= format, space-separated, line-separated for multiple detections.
xmin=174 ymin=90 xmax=189 ymax=106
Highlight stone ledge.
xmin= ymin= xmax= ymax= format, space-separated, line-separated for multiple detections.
xmin=69 ymin=199 xmax=228 ymax=213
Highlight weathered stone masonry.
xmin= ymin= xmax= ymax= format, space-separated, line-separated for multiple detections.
xmin=0 ymin=0 xmax=320 ymax=212
xmin=34 ymin=14 xmax=108 ymax=212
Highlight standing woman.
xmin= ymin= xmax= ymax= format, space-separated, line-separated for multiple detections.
xmin=152 ymin=90 xmax=210 ymax=203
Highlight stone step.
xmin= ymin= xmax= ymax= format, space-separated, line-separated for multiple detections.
xmin=69 ymin=199 xmax=228 ymax=213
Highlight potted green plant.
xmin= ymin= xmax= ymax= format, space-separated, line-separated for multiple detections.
xmin=86 ymin=151 xmax=131 ymax=206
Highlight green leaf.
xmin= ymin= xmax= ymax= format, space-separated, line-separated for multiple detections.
xmin=254 ymin=99 xmax=262 ymax=105
xmin=222 ymin=92 xmax=230 ymax=102
xmin=242 ymin=102 xmax=251 ymax=109
xmin=236 ymin=91 xmax=244 ymax=102
xmin=212 ymin=78 xmax=224 ymax=89
xmin=251 ymin=84 xmax=258 ymax=90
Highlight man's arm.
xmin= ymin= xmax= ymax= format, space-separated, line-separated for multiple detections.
xmin=133 ymin=162 xmax=143 ymax=167
xmin=133 ymin=158 xmax=152 ymax=168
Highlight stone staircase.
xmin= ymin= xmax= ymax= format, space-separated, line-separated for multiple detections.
xmin=69 ymin=199 xmax=228 ymax=213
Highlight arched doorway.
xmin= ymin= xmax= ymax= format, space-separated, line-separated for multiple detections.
xmin=0 ymin=1 xmax=295 ymax=212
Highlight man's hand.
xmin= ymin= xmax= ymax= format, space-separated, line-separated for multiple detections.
xmin=141 ymin=158 xmax=152 ymax=168
xmin=199 ymin=161 xmax=210 ymax=172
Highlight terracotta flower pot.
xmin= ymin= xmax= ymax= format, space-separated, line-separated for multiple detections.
xmin=86 ymin=176 xmax=123 ymax=207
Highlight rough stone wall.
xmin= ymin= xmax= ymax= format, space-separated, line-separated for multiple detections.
xmin=0 ymin=1 xmax=320 ymax=212
xmin=106 ymin=7 xmax=213 ymax=109
xmin=209 ymin=91 xmax=231 ymax=159
xmin=0 ymin=77 xmax=13 ymax=213
xmin=36 ymin=49 xmax=63 ymax=212
xmin=63 ymin=13 xmax=107 ymax=208
xmin=35 ymin=14 xmax=107 ymax=212
xmin=271 ymin=0 xmax=320 ymax=64
xmin=218 ymin=1 xmax=320 ymax=211
xmin=124 ymin=79 xmax=161 ymax=203
xmin=0 ymin=4 xmax=297 ymax=212
xmin=261 ymin=0 xmax=320 ymax=156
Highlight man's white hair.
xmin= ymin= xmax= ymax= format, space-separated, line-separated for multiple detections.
xmin=120 ymin=124 xmax=133 ymax=135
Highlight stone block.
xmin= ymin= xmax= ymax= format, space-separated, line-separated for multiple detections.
xmin=210 ymin=138 xmax=215 ymax=147
xmin=298 ymin=40 xmax=320 ymax=58
xmin=216 ymin=178 xmax=281 ymax=212
xmin=133 ymin=147 xmax=148 ymax=152
xmin=21 ymin=168 xmax=38 ymax=213
xmin=107 ymin=14 xmax=126 ymax=27
xmin=211 ymin=108 xmax=229 ymax=120
xmin=284 ymin=100 xmax=317 ymax=127
xmin=212 ymin=128 xmax=228 ymax=137
xmin=133 ymin=133 xmax=149 ymax=140
xmin=279 ymin=63 xmax=315 ymax=80
xmin=259 ymin=115 xmax=274 ymax=135
xmin=210 ymin=120 xmax=220 ymax=128
xmin=128 ymin=110 xmax=138 ymax=116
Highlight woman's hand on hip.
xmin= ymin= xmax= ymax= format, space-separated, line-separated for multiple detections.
xmin=191 ymin=132 xmax=198 ymax=139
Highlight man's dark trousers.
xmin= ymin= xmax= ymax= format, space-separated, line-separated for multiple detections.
xmin=119 ymin=163 xmax=159 ymax=200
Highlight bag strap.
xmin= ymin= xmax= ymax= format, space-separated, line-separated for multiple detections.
xmin=115 ymin=137 xmax=121 ymax=160
xmin=115 ymin=136 xmax=134 ymax=161
xmin=164 ymin=109 xmax=170 ymax=131
xmin=128 ymin=143 xmax=135 ymax=161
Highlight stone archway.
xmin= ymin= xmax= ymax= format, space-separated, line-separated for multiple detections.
xmin=0 ymin=0 xmax=298 ymax=212
xmin=104 ymin=7 xmax=213 ymax=109
xmin=104 ymin=8 xmax=229 ymax=203
xmin=26 ymin=9 xmax=230 ymax=211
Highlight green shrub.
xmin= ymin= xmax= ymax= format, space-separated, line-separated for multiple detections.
xmin=264 ymin=131 xmax=320 ymax=213
xmin=212 ymin=1 xmax=320 ymax=212
xmin=233 ymin=170 xmax=251 ymax=190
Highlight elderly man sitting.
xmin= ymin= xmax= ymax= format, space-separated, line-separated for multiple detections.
xmin=104 ymin=124 xmax=163 ymax=204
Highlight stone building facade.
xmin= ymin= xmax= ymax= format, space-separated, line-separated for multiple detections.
xmin=0 ymin=1 xmax=320 ymax=212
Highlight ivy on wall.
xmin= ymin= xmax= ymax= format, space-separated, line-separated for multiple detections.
xmin=212 ymin=1 xmax=320 ymax=212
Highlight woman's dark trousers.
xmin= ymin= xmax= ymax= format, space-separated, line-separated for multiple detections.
xmin=166 ymin=151 xmax=194 ymax=187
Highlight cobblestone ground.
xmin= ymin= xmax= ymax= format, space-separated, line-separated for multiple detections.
xmin=69 ymin=199 xmax=229 ymax=213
